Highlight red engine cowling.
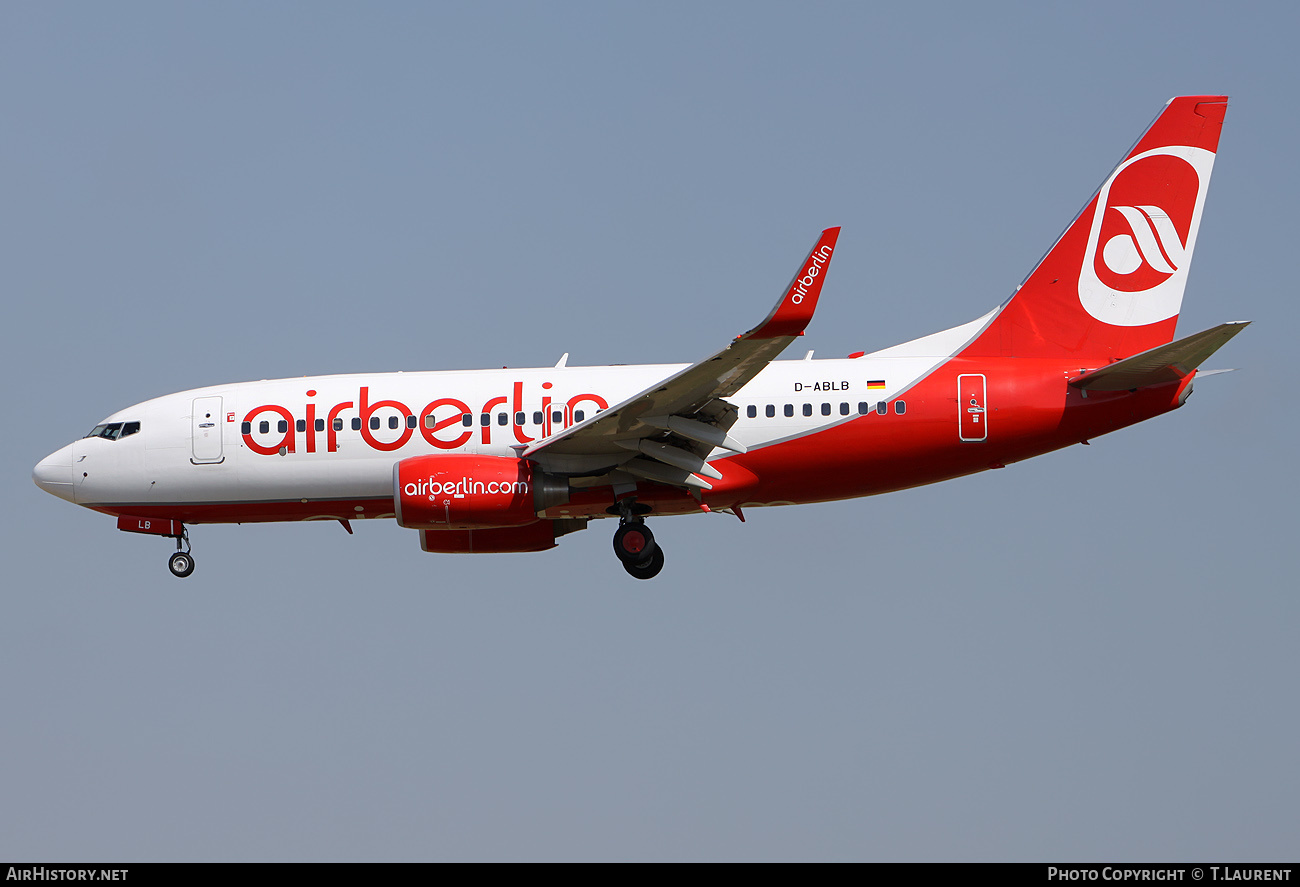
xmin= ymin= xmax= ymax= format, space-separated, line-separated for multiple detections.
xmin=421 ymin=518 xmax=588 ymax=554
xmin=421 ymin=523 xmax=558 ymax=553
xmin=394 ymin=454 xmax=568 ymax=530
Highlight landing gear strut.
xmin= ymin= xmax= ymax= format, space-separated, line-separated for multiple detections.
xmin=611 ymin=499 xmax=664 ymax=580
xmin=167 ymin=528 xmax=195 ymax=578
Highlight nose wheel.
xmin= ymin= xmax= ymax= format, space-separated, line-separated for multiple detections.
xmin=167 ymin=529 xmax=195 ymax=578
xmin=168 ymin=550 xmax=196 ymax=578
xmin=612 ymin=502 xmax=664 ymax=580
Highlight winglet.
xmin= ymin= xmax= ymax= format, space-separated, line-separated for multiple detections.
xmin=743 ymin=227 xmax=840 ymax=340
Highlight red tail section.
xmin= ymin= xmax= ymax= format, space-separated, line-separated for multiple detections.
xmin=962 ymin=96 xmax=1227 ymax=361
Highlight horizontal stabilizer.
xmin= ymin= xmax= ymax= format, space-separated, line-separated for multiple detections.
xmin=1070 ymin=321 xmax=1249 ymax=391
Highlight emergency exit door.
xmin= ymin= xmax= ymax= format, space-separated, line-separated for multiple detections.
xmin=958 ymin=375 xmax=987 ymax=442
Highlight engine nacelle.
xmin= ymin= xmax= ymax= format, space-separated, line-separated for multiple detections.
xmin=420 ymin=518 xmax=589 ymax=553
xmin=420 ymin=523 xmax=554 ymax=553
xmin=394 ymin=454 xmax=569 ymax=530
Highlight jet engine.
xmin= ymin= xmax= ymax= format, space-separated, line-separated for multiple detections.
xmin=393 ymin=454 xmax=569 ymax=530
xmin=419 ymin=519 xmax=588 ymax=554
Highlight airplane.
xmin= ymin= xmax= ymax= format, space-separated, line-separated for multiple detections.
xmin=33 ymin=95 xmax=1246 ymax=581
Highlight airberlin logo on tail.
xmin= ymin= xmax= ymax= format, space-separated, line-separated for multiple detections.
xmin=1100 ymin=205 xmax=1187 ymax=280
xmin=791 ymin=244 xmax=833 ymax=305
xmin=1078 ymin=145 xmax=1215 ymax=327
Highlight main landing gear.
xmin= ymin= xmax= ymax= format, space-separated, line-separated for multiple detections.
xmin=612 ymin=499 xmax=664 ymax=580
xmin=167 ymin=528 xmax=195 ymax=578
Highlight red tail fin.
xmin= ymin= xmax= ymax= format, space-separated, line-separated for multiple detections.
xmin=962 ymin=96 xmax=1227 ymax=361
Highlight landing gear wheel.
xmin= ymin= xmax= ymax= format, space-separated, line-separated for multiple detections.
xmin=168 ymin=550 xmax=195 ymax=578
xmin=623 ymin=545 xmax=665 ymax=580
xmin=613 ymin=522 xmax=656 ymax=564
xmin=611 ymin=498 xmax=664 ymax=579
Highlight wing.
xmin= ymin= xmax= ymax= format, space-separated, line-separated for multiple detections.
xmin=524 ymin=227 xmax=841 ymax=490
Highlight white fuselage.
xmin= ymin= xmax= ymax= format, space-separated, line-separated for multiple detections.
xmin=40 ymin=345 xmax=949 ymax=516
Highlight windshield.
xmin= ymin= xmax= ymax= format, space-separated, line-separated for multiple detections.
xmin=85 ymin=421 xmax=140 ymax=441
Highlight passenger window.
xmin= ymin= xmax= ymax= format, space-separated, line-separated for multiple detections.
xmin=315 ymin=419 xmax=325 ymax=432
xmin=533 ymin=411 xmax=543 ymax=425
xmin=259 ymin=421 xmax=270 ymax=434
xmin=370 ymin=417 xmax=380 ymax=430
xmin=278 ymin=420 xmax=288 ymax=433
xmin=406 ymin=415 xmax=416 ymax=429
xmin=574 ymin=410 xmax=585 ymax=422
xmin=840 ymin=402 xmax=850 ymax=416
xmin=497 ymin=412 xmax=508 ymax=426
xmin=821 ymin=403 xmax=831 ymax=416
xmin=876 ymin=402 xmax=887 ymax=415
xmin=766 ymin=404 xmax=775 ymax=418
xmin=387 ymin=416 xmax=398 ymax=430
xmin=351 ymin=418 xmax=362 ymax=431
xmin=895 ymin=400 xmax=906 ymax=415
xmin=747 ymin=405 xmax=757 ymax=418
xmin=480 ymin=414 xmax=490 ymax=426
xmin=552 ymin=410 xmax=563 ymax=424
xmin=802 ymin=404 xmax=812 ymax=417
xmin=296 ymin=419 xmax=305 ymax=433
xmin=460 ymin=413 xmax=472 ymax=427
xmin=515 ymin=411 xmax=526 ymax=425
xmin=334 ymin=418 xmax=344 ymax=432
xmin=241 ymin=422 xmax=251 ymax=435
xmin=859 ymin=402 xmax=870 ymax=415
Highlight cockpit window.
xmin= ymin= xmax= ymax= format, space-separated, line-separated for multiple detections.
xmin=86 ymin=423 xmax=123 ymax=440
xmin=85 ymin=421 xmax=141 ymax=441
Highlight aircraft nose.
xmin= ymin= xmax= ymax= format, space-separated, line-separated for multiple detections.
xmin=33 ymin=443 xmax=76 ymax=503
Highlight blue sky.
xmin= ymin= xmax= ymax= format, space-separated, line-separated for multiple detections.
xmin=2 ymin=1 xmax=1296 ymax=861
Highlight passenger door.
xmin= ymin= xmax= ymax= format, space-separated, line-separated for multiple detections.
xmin=191 ymin=396 xmax=224 ymax=463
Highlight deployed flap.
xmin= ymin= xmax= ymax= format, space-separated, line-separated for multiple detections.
xmin=524 ymin=228 xmax=840 ymax=478
xmin=1069 ymin=321 xmax=1249 ymax=391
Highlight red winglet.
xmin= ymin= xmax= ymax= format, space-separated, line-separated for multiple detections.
xmin=743 ymin=227 xmax=840 ymax=340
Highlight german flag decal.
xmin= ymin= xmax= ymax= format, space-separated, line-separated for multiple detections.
xmin=866 ymin=380 xmax=886 ymax=390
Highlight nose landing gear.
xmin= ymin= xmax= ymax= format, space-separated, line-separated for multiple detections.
xmin=167 ymin=528 xmax=195 ymax=578
xmin=612 ymin=499 xmax=664 ymax=580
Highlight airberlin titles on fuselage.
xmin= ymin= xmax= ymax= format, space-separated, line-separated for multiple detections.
xmin=240 ymin=382 xmax=610 ymax=456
